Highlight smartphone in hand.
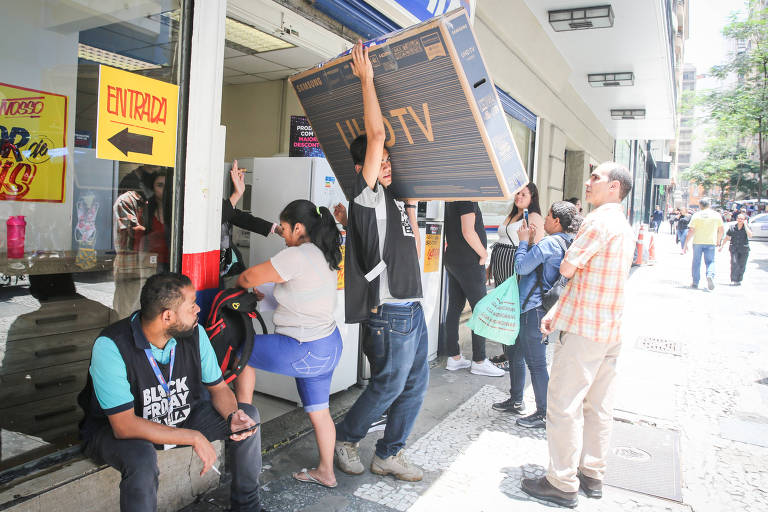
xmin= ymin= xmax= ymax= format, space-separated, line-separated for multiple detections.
xmin=523 ymin=208 xmax=529 ymax=224
xmin=230 ymin=423 xmax=260 ymax=436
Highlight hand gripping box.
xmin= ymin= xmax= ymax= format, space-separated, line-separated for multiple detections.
xmin=289 ymin=8 xmax=528 ymax=201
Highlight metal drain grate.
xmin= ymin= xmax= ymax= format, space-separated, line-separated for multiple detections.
xmin=636 ymin=336 xmax=685 ymax=356
xmin=605 ymin=422 xmax=682 ymax=502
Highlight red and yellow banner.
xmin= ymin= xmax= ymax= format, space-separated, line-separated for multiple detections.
xmin=0 ymin=82 xmax=68 ymax=202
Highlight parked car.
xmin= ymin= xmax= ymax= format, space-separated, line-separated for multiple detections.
xmin=748 ymin=213 xmax=768 ymax=240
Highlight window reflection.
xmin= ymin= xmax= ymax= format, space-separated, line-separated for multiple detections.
xmin=0 ymin=1 xmax=181 ymax=472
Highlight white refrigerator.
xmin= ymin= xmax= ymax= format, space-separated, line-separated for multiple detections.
xmin=234 ymin=157 xmax=357 ymax=405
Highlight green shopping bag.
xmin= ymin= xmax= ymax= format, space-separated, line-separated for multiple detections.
xmin=466 ymin=274 xmax=520 ymax=345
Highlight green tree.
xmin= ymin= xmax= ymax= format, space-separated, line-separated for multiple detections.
xmin=681 ymin=135 xmax=758 ymax=204
xmin=701 ymin=0 xmax=768 ymax=201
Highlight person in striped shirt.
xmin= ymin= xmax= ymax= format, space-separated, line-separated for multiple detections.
xmin=521 ymin=162 xmax=635 ymax=508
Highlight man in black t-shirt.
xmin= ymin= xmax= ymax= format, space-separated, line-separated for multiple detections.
xmin=720 ymin=213 xmax=752 ymax=285
xmin=443 ymin=201 xmax=504 ymax=376
xmin=334 ymin=41 xmax=428 ymax=483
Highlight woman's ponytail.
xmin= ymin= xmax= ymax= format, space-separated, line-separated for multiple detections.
xmin=279 ymin=199 xmax=342 ymax=270
xmin=310 ymin=206 xmax=343 ymax=270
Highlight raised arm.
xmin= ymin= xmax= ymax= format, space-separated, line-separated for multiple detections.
xmin=351 ymin=41 xmax=385 ymax=190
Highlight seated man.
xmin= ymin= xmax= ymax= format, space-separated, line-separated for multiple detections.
xmin=77 ymin=272 xmax=264 ymax=512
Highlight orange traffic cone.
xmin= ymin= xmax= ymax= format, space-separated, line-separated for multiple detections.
xmin=635 ymin=225 xmax=645 ymax=265
xmin=648 ymin=232 xmax=656 ymax=265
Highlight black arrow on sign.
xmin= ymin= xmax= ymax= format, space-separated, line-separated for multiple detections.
xmin=108 ymin=127 xmax=154 ymax=157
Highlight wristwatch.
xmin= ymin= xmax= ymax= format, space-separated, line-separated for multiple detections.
xmin=227 ymin=411 xmax=237 ymax=431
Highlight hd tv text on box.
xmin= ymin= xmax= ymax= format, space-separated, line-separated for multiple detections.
xmin=291 ymin=11 xmax=528 ymax=201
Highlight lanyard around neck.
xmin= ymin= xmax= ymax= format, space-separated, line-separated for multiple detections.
xmin=144 ymin=345 xmax=175 ymax=403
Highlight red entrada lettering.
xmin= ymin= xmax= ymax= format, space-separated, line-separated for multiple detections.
xmin=106 ymin=86 xmax=168 ymax=125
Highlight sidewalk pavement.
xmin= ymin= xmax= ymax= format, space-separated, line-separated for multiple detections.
xmin=184 ymin=233 xmax=768 ymax=512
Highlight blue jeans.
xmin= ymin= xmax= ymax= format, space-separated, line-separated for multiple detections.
xmin=677 ymin=229 xmax=688 ymax=250
xmin=246 ymin=328 xmax=342 ymax=412
xmin=505 ymin=307 xmax=549 ymax=413
xmin=336 ymin=303 xmax=429 ymax=458
xmin=691 ymin=244 xmax=716 ymax=285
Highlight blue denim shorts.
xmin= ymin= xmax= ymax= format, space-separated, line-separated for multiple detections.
xmin=246 ymin=328 xmax=342 ymax=412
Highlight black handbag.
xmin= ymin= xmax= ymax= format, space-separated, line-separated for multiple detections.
xmin=490 ymin=222 xmax=516 ymax=285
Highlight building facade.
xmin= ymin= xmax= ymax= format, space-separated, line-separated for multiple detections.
xmin=0 ymin=0 xmax=680 ymax=507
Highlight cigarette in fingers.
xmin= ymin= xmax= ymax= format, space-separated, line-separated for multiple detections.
xmin=211 ymin=465 xmax=221 ymax=475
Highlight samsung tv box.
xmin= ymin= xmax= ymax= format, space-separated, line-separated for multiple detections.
xmin=290 ymin=8 xmax=528 ymax=201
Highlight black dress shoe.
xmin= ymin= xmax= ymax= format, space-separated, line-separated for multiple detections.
xmin=578 ymin=471 xmax=603 ymax=499
xmin=521 ymin=476 xmax=578 ymax=508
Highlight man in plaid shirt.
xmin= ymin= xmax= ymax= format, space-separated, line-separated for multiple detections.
xmin=521 ymin=162 xmax=635 ymax=508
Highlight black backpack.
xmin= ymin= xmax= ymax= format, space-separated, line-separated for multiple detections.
xmin=523 ymin=235 xmax=571 ymax=312
xmin=205 ymin=288 xmax=267 ymax=384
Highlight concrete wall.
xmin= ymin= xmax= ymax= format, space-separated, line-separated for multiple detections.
xmin=221 ymin=80 xmax=304 ymax=162
xmin=474 ymin=0 xmax=615 ymax=210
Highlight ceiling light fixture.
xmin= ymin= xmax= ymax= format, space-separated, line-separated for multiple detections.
xmin=161 ymin=10 xmax=295 ymax=53
xmin=588 ymin=72 xmax=634 ymax=87
xmin=225 ymin=17 xmax=295 ymax=53
xmin=548 ymin=5 xmax=615 ymax=32
xmin=78 ymin=43 xmax=161 ymax=71
xmin=611 ymin=109 xmax=646 ymax=120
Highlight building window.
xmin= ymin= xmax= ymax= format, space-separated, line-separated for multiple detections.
xmin=0 ymin=2 xmax=184 ymax=475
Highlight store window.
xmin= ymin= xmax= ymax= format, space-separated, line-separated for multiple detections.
xmin=1 ymin=2 xmax=184 ymax=473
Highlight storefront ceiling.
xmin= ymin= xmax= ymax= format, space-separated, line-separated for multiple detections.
xmin=523 ymin=0 xmax=676 ymax=140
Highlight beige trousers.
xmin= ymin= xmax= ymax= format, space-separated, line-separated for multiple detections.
xmin=545 ymin=331 xmax=622 ymax=493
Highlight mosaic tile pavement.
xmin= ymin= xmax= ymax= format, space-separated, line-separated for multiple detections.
xmin=354 ymin=385 xmax=688 ymax=511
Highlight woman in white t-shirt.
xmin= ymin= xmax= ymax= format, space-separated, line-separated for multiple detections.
xmin=490 ymin=183 xmax=546 ymax=286
xmin=235 ymin=199 xmax=343 ymax=488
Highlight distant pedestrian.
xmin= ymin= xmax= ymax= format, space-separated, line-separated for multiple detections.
xmin=520 ymin=162 xmax=635 ymax=509
xmin=720 ymin=213 xmax=752 ymax=285
xmin=566 ymin=197 xmax=583 ymax=214
xmin=669 ymin=207 xmax=679 ymax=236
xmin=683 ymin=198 xmax=724 ymax=290
xmin=651 ymin=205 xmax=663 ymax=233
xmin=676 ymin=208 xmax=691 ymax=251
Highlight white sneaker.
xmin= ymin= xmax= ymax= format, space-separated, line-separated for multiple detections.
xmin=446 ymin=355 xmax=471 ymax=371
xmin=470 ymin=358 xmax=506 ymax=377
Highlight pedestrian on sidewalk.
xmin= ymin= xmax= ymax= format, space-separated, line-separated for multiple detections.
xmin=77 ymin=273 xmax=263 ymax=512
xmin=487 ymin=184 xmax=545 ymax=370
xmin=443 ymin=200 xmax=505 ymax=377
xmin=683 ymin=198 xmax=724 ymax=290
xmin=669 ymin=208 xmax=680 ymax=238
xmin=492 ymin=201 xmax=581 ymax=429
xmin=719 ymin=213 xmax=752 ymax=286
xmin=234 ymin=199 xmax=343 ymax=489
xmin=520 ymin=162 xmax=635 ymax=509
xmin=651 ymin=205 xmax=663 ymax=233
xmin=333 ymin=41 xmax=427 ymax=483
xmin=676 ymin=207 xmax=691 ymax=252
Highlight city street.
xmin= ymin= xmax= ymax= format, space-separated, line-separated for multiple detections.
xmin=186 ymin=232 xmax=768 ymax=512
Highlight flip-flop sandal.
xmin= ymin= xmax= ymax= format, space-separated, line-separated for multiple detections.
xmin=293 ymin=468 xmax=337 ymax=488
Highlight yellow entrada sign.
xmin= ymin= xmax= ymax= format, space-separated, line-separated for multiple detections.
xmin=96 ymin=66 xmax=179 ymax=166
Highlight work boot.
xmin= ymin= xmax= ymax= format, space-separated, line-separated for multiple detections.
xmin=521 ymin=476 xmax=578 ymax=508
xmin=578 ymin=471 xmax=603 ymax=499
xmin=370 ymin=450 xmax=423 ymax=481
xmin=334 ymin=441 xmax=364 ymax=475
